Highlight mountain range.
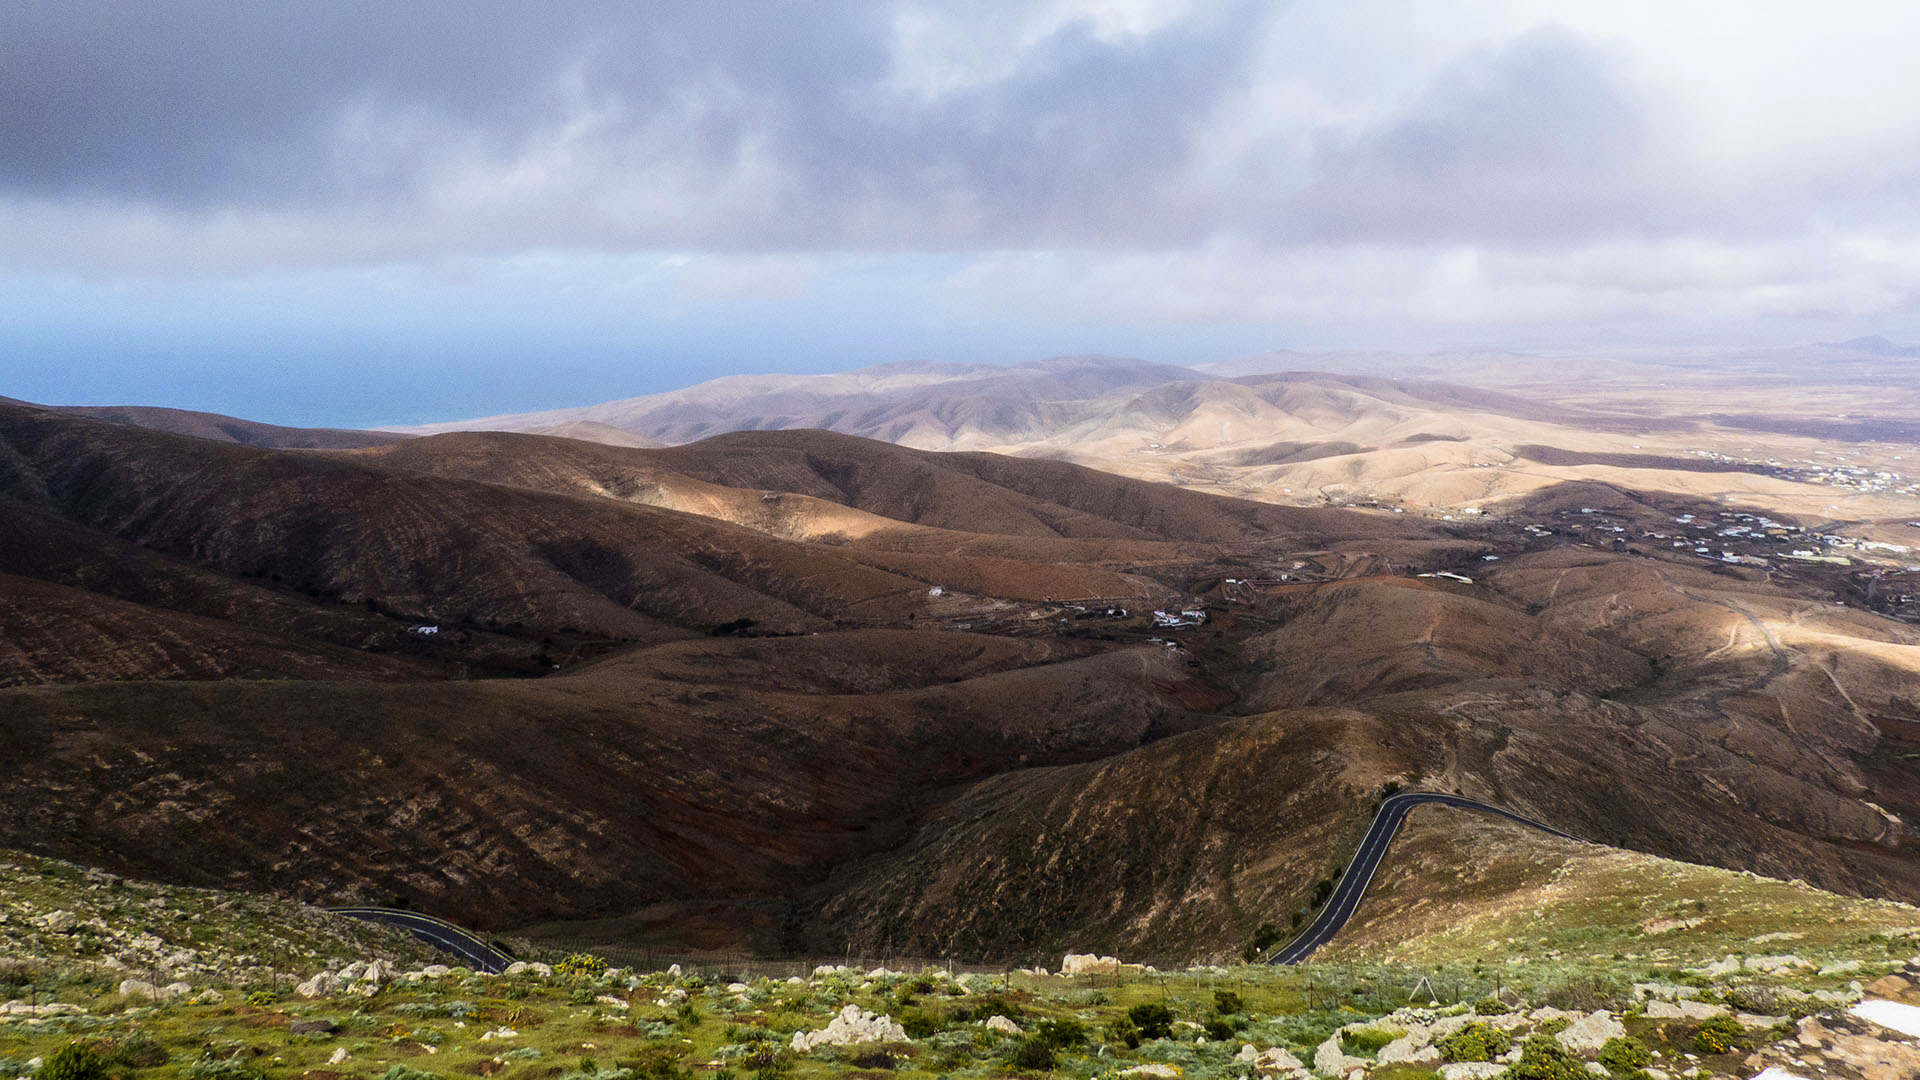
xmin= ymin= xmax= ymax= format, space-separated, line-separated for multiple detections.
xmin=3 ymin=380 xmax=1919 ymax=961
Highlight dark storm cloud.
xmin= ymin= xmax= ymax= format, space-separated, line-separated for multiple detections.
xmin=0 ymin=0 xmax=1262 ymax=247
xmin=0 ymin=1 xmax=887 ymax=206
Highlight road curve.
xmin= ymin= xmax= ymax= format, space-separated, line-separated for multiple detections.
xmin=326 ymin=907 xmax=514 ymax=974
xmin=1268 ymin=792 xmax=1587 ymax=965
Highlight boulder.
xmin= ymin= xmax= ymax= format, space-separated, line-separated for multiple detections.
xmin=421 ymin=964 xmax=452 ymax=978
xmin=1438 ymin=1065 xmax=1505 ymax=1080
xmin=297 ymin=972 xmax=340 ymax=999
xmin=1313 ymin=1035 xmax=1366 ymax=1078
xmin=1377 ymin=1038 xmax=1440 ymax=1066
xmin=117 ymin=979 xmax=161 ymax=1000
xmin=190 ymin=990 xmax=225 ymax=1005
xmin=1234 ymin=1044 xmax=1308 ymax=1077
xmin=327 ymin=1049 xmax=350 ymax=1065
xmin=291 ymin=1019 xmax=340 ymax=1036
xmin=33 ymin=910 xmax=78 ymax=933
xmin=1555 ymin=1010 xmax=1626 ymax=1054
xmin=1061 ymin=953 xmax=1123 ymax=975
xmin=790 ymin=1004 xmax=909 ymax=1052
xmin=1644 ymin=1000 xmax=1727 ymax=1021
xmin=1867 ymin=975 xmax=1912 ymax=998
xmin=985 ymin=1015 xmax=1022 ymax=1035
xmin=161 ymin=982 xmax=191 ymax=998
xmin=1120 ymin=1067 xmax=1181 ymax=1079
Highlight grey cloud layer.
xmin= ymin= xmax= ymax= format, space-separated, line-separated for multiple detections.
xmin=0 ymin=1 xmax=1688 ymax=256
xmin=7 ymin=0 xmax=1920 ymax=330
xmin=1 ymin=2 xmax=1257 ymax=241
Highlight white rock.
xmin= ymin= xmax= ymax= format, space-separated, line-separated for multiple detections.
xmin=1632 ymin=982 xmax=1703 ymax=1002
xmin=1120 ymin=1066 xmax=1180 ymax=1079
xmin=327 ymin=1049 xmax=350 ymax=1065
xmin=666 ymin=963 xmax=682 ymax=977
xmin=1555 ymin=1010 xmax=1626 ymax=1054
xmin=1745 ymin=954 xmax=1812 ymax=975
xmin=1061 ymin=953 xmax=1122 ymax=975
xmin=297 ymin=972 xmax=339 ymax=999
xmin=790 ymin=1004 xmax=909 ymax=1052
xmin=1438 ymin=1065 xmax=1505 ymax=1080
xmin=1314 ymin=1035 xmax=1366 ymax=1078
xmin=1378 ymin=1039 xmax=1440 ymax=1066
xmin=726 ymin=982 xmax=749 ymax=993
xmin=161 ymin=982 xmax=191 ymax=998
xmin=1645 ymin=1000 xmax=1727 ymax=1021
xmin=33 ymin=910 xmax=78 ymax=933
xmin=1849 ymin=999 xmax=1920 ymax=1039
xmin=1584 ymin=1064 xmax=1609 ymax=1077
xmin=190 ymin=990 xmax=224 ymax=1005
xmin=118 ymin=979 xmax=161 ymax=1000
xmin=421 ymin=964 xmax=452 ymax=977
xmin=985 ymin=1015 xmax=1021 ymax=1035
xmin=654 ymin=989 xmax=688 ymax=1007
xmin=1234 ymin=1044 xmax=1307 ymax=1077
xmin=596 ymin=995 xmax=628 ymax=1009
xmin=479 ymin=1028 xmax=518 ymax=1041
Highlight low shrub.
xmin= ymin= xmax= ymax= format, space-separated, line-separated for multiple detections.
xmin=1691 ymin=1016 xmax=1748 ymax=1056
xmin=1504 ymin=1035 xmax=1587 ymax=1080
xmin=1598 ymin=1035 xmax=1652 ymax=1076
xmin=1338 ymin=1027 xmax=1397 ymax=1058
xmin=375 ymin=1067 xmax=440 ymax=1080
xmin=39 ymin=1044 xmax=108 ymax=1080
xmin=1128 ymin=1003 xmax=1175 ymax=1041
xmin=1008 ymin=1038 xmax=1056 ymax=1071
xmin=1437 ymin=1022 xmax=1512 ymax=1063
xmin=1473 ymin=998 xmax=1513 ymax=1015
xmin=1213 ymin=990 xmax=1246 ymax=1016
xmin=1035 ymin=1019 xmax=1087 ymax=1048
xmin=899 ymin=1008 xmax=944 ymax=1038
xmin=555 ymin=953 xmax=609 ymax=979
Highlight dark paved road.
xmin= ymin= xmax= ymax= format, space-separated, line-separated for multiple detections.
xmin=327 ymin=907 xmax=514 ymax=974
xmin=1268 ymin=792 xmax=1586 ymax=965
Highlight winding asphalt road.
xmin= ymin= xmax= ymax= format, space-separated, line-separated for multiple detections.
xmin=1267 ymin=792 xmax=1587 ymax=965
xmin=326 ymin=906 xmax=514 ymax=974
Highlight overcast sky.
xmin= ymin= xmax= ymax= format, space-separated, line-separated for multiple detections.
xmin=6 ymin=1 xmax=1920 ymax=425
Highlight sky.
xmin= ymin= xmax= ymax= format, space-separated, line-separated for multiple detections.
xmin=5 ymin=1 xmax=1920 ymax=427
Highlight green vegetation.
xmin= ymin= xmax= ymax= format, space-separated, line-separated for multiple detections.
xmin=1690 ymin=1014 xmax=1749 ymax=1055
xmin=1504 ymin=1035 xmax=1588 ymax=1080
xmin=37 ymin=1044 xmax=107 ymax=1080
xmin=1337 ymin=1025 xmax=1397 ymax=1057
xmin=1436 ymin=1021 xmax=1511 ymax=1062
xmin=1598 ymin=1035 xmax=1652 ymax=1076
xmin=553 ymin=953 xmax=609 ymax=979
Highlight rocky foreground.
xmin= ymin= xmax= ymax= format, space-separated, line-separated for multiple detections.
xmin=7 ymin=948 xmax=1920 ymax=1080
